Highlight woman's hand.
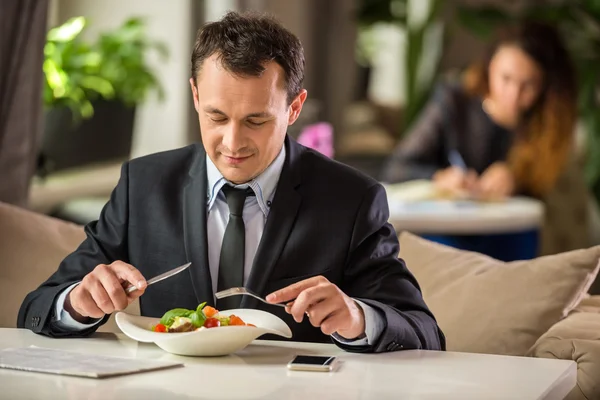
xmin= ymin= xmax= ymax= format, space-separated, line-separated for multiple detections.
xmin=433 ymin=166 xmax=478 ymax=196
xmin=476 ymin=162 xmax=516 ymax=199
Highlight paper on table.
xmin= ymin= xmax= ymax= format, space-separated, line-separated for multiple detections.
xmin=0 ymin=346 xmax=183 ymax=379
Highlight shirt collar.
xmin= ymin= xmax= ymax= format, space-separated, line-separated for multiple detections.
xmin=206 ymin=145 xmax=286 ymax=216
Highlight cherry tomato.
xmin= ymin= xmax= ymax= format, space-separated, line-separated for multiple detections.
xmin=204 ymin=318 xmax=220 ymax=328
xmin=203 ymin=306 xmax=219 ymax=318
xmin=153 ymin=323 xmax=167 ymax=333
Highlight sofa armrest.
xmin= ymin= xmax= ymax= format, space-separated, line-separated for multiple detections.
xmin=571 ymin=295 xmax=600 ymax=314
xmin=527 ymin=299 xmax=600 ymax=400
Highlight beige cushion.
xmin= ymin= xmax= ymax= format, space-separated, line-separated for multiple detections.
xmin=399 ymin=232 xmax=600 ymax=356
xmin=0 ymin=202 xmax=137 ymax=331
xmin=527 ymin=296 xmax=600 ymax=400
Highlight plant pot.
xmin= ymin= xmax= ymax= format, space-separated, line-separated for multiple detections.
xmin=39 ymin=99 xmax=135 ymax=175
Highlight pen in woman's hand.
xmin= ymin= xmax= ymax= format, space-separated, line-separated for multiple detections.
xmin=448 ymin=150 xmax=467 ymax=172
xmin=436 ymin=150 xmax=478 ymax=195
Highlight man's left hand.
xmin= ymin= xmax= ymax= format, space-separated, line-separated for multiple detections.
xmin=266 ymin=276 xmax=365 ymax=340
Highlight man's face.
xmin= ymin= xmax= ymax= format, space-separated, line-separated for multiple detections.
xmin=190 ymin=55 xmax=307 ymax=184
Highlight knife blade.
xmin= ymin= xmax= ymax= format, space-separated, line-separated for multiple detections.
xmin=125 ymin=262 xmax=191 ymax=294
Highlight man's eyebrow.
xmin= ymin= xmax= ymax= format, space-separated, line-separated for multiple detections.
xmin=203 ymin=107 xmax=226 ymax=115
xmin=203 ymin=107 xmax=273 ymax=119
xmin=245 ymin=112 xmax=273 ymax=119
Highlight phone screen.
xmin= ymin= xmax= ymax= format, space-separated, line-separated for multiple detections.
xmin=290 ymin=355 xmax=336 ymax=366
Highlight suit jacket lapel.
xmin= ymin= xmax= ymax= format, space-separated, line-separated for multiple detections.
xmin=182 ymin=145 xmax=214 ymax=305
xmin=242 ymin=137 xmax=303 ymax=308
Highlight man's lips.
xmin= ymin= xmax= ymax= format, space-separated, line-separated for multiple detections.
xmin=222 ymin=154 xmax=252 ymax=165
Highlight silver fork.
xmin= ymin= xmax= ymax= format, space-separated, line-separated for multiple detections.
xmin=214 ymin=287 xmax=286 ymax=308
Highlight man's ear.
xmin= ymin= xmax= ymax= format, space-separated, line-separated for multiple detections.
xmin=189 ymin=77 xmax=199 ymax=112
xmin=288 ymin=89 xmax=308 ymax=125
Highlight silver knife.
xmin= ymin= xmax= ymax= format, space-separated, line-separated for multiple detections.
xmin=125 ymin=262 xmax=191 ymax=294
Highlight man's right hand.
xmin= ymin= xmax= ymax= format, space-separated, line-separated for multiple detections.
xmin=65 ymin=261 xmax=147 ymax=323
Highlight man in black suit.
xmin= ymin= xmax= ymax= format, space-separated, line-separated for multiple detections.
xmin=18 ymin=11 xmax=444 ymax=353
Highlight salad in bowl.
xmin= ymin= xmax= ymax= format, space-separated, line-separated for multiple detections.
xmin=116 ymin=303 xmax=291 ymax=356
xmin=151 ymin=302 xmax=255 ymax=333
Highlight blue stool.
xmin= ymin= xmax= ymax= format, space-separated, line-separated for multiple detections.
xmin=422 ymin=229 xmax=539 ymax=262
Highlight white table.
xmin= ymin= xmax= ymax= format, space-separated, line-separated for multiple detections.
xmin=0 ymin=328 xmax=576 ymax=399
xmin=384 ymin=181 xmax=544 ymax=235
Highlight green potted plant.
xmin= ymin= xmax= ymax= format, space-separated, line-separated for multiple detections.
xmin=355 ymin=0 xmax=445 ymax=135
xmin=457 ymin=0 xmax=600 ymax=205
xmin=39 ymin=16 xmax=167 ymax=175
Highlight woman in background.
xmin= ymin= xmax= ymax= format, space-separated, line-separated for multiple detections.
xmin=381 ymin=21 xmax=577 ymax=200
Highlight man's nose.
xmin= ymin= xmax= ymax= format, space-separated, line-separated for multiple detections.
xmin=221 ymin=123 xmax=245 ymax=153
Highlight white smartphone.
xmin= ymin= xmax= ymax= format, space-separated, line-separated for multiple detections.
xmin=287 ymin=355 xmax=337 ymax=372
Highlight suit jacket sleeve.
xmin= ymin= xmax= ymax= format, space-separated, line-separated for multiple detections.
xmin=335 ymin=183 xmax=446 ymax=353
xmin=17 ymin=163 xmax=131 ymax=337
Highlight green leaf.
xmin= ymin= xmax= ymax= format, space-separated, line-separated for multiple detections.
xmin=405 ymin=28 xmax=423 ymax=108
xmin=43 ymin=59 xmax=66 ymax=93
xmin=456 ymin=6 xmax=511 ymax=38
xmin=425 ymin=0 xmax=444 ymax=27
xmin=124 ymin=17 xmax=145 ymax=28
xmin=151 ymin=41 xmax=169 ymax=60
xmin=42 ymin=14 xmax=166 ymax=121
xmin=525 ymin=5 xmax=575 ymax=24
xmin=47 ymin=17 xmax=86 ymax=42
xmin=79 ymin=76 xmax=114 ymax=98
xmin=190 ymin=311 xmax=206 ymax=328
xmin=159 ymin=308 xmax=193 ymax=327
xmin=390 ymin=0 xmax=408 ymax=21
xmin=356 ymin=0 xmax=407 ymax=26
xmin=70 ymin=52 xmax=103 ymax=69
xmin=578 ymin=66 xmax=599 ymax=107
xmin=79 ymin=99 xmax=94 ymax=119
xmin=584 ymin=0 xmax=600 ymax=20
xmin=44 ymin=42 xmax=57 ymax=57
xmin=196 ymin=302 xmax=207 ymax=313
xmin=190 ymin=302 xmax=207 ymax=328
xmin=403 ymin=83 xmax=435 ymax=133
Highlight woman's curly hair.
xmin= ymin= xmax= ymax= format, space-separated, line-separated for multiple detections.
xmin=463 ymin=21 xmax=577 ymax=197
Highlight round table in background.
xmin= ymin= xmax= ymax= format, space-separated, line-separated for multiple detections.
xmin=384 ymin=182 xmax=545 ymax=261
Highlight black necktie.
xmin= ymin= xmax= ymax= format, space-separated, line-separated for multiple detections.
xmin=216 ymin=185 xmax=254 ymax=310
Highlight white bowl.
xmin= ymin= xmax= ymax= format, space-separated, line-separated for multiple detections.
xmin=115 ymin=308 xmax=292 ymax=356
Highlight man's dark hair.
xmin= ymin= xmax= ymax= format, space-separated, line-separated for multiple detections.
xmin=191 ymin=11 xmax=305 ymax=104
